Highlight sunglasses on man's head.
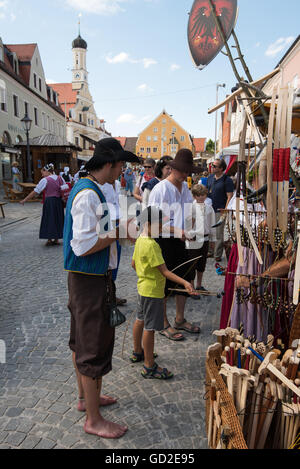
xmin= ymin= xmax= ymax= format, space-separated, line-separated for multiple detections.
xmin=144 ymin=166 xmax=152 ymax=169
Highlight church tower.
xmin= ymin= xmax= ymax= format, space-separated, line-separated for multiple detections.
xmin=71 ymin=28 xmax=88 ymax=91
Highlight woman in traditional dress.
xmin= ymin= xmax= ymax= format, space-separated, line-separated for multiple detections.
xmin=12 ymin=162 xmax=21 ymax=191
xmin=20 ymin=163 xmax=65 ymax=246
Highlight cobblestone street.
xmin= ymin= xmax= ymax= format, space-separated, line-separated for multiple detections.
xmin=0 ymin=200 xmax=224 ymax=450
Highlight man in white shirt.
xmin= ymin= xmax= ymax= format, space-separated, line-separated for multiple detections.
xmin=148 ymin=149 xmax=202 ymax=340
xmin=64 ymin=139 xmax=139 ymax=440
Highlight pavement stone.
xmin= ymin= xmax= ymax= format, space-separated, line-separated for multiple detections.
xmin=0 ymin=200 xmax=224 ymax=449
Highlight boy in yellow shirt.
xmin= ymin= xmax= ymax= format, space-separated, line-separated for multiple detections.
xmin=131 ymin=206 xmax=196 ymax=379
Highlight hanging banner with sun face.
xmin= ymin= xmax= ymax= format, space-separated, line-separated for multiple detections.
xmin=188 ymin=0 xmax=238 ymax=70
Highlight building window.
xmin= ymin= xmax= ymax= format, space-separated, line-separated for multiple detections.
xmin=33 ymin=73 xmax=37 ymax=88
xmin=0 ymin=87 xmax=7 ymax=112
xmin=75 ymin=137 xmax=79 ymax=147
xmin=13 ymin=59 xmax=18 ymax=74
xmin=34 ymin=107 xmax=38 ymax=126
xmin=147 ymin=136 xmax=151 ymax=142
xmin=79 ymin=113 xmax=82 ymax=123
xmin=153 ymin=136 xmax=158 ymax=142
xmin=39 ymin=78 xmax=42 ymax=92
xmin=52 ymin=119 xmax=55 ymax=133
xmin=146 ymin=147 xmax=151 ymax=153
xmin=42 ymin=113 xmax=46 ymax=129
xmin=13 ymin=95 xmax=19 ymax=117
xmin=162 ymin=119 xmax=166 ymax=124
xmin=47 ymin=116 xmax=50 ymax=130
xmin=153 ymin=148 xmax=158 ymax=153
xmin=24 ymin=102 xmax=29 ymax=116
xmin=172 ymin=127 xmax=177 ymax=133
xmin=180 ymin=136 xmax=185 ymax=142
xmin=153 ymin=127 xmax=158 ymax=133
xmin=140 ymin=147 xmax=144 ymax=152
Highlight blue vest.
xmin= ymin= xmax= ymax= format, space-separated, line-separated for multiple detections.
xmin=63 ymin=178 xmax=110 ymax=275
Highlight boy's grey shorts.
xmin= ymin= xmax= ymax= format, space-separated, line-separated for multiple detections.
xmin=137 ymin=295 xmax=164 ymax=331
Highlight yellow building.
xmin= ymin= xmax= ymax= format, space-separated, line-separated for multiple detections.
xmin=136 ymin=110 xmax=195 ymax=160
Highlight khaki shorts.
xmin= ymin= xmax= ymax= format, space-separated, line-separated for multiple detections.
xmin=137 ymin=295 xmax=164 ymax=331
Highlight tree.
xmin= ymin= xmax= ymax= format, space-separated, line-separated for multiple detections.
xmin=206 ymin=139 xmax=215 ymax=154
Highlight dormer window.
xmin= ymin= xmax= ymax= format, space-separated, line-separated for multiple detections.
xmin=13 ymin=59 xmax=18 ymax=74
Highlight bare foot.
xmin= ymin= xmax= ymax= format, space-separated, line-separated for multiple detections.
xmin=77 ymin=395 xmax=117 ymax=412
xmin=84 ymin=418 xmax=128 ymax=439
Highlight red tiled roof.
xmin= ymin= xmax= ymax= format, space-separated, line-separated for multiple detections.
xmin=115 ymin=137 xmax=127 ymax=148
xmin=193 ymin=138 xmax=206 ymax=153
xmin=50 ymin=83 xmax=78 ymax=113
xmin=6 ymin=43 xmax=37 ymax=61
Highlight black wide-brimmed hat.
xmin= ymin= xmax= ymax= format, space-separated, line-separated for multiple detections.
xmin=95 ymin=138 xmax=140 ymax=163
xmin=85 ymin=138 xmax=140 ymax=171
xmin=169 ymin=149 xmax=201 ymax=174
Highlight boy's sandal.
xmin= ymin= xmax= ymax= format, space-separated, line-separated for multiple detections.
xmin=159 ymin=326 xmax=184 ymax=341
xmin=174 ymin=319 xmax=201 ymax=334
xmin=130 ymin=350 xmax=158 ymax=363
xmin=141 ymin=363 xmax=173 ymax=380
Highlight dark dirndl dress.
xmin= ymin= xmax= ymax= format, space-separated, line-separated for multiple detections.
xmin=39 ymin=196 xmax=64 ymax=240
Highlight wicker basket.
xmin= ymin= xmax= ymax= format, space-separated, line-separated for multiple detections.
xmin=206 ymin=344 xmax=248 ymax=450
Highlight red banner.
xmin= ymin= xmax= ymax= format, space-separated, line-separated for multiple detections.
xmin=188 ymin=0 xmax=238 ymax=69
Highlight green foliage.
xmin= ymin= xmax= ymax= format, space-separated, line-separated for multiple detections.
xmin=206 ymin=139 xmax=215 ymax=153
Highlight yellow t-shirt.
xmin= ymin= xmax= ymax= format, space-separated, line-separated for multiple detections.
xmin=133 ymin=236 xmax=166 ymax=299
xmin=187 ymin=176 xmax=192 ymax=189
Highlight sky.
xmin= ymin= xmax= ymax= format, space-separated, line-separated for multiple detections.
xmin=0 ymin=0 xmax=299 ymax=141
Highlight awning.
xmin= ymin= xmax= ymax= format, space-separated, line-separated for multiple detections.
xmin=217 ymin=144 xmax=258 ymax=157
xmin=77 ymin=154 xmax=92 ymax=162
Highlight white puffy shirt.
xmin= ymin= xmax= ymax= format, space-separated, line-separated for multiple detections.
xmin=148 ymin=179 xmax=193 ymax=230
xmin=70 ymin=183 xmax=118 ymax=269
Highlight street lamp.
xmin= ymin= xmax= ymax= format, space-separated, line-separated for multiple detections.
xmin=21 ymin=114 xmax=33 ymax=182
xmin=215 ymin=83 xmax=226 ymax=159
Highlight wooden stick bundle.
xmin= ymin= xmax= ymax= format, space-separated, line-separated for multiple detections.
xmin=209 ymin=329 xmax=300 ymax=449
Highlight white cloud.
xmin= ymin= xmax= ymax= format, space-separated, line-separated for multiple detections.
xmin=137 ymin=83 xmax=154 ymax=93
xmin=0 ymin=0 xmax=7 ymax=19
xmin=106 ymin=52 xmax=138 ymax=65
xmin=65 ymin=0 xmax=128 ymax=15
xmin=106 ymin=52 xmax=157 ymax=69
xmin=116 ymin=113 xmax=151 ymax=125
xmin=142 ymin=58 xmax=157 ymax=69
xmin=116 ymin=113 xmax=136 ymax=124
xmin=170 ymin=63 xmax=180 ymax=71
xmin=0 ymin=1 xmax=17 ymax=21
xmin=265 ymin=36 xmax=295 ymax=57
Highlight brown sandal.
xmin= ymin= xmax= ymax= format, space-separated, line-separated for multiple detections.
xmin=174 ymin=319 xmax=201 ymax=334
xmin=159 ymin=326 xmax=184 ymax=341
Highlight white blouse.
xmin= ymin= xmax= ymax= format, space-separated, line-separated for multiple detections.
xmin=148 ymin=179 xmax=193 ymax=230
xmin=70 ymin=182 xmax=118 ymax=269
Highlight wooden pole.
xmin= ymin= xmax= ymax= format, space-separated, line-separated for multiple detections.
xmin=266 ymin=87 xmax=277 ymax=250
xmin=208 ymin=69 xmax=281 ymax=115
